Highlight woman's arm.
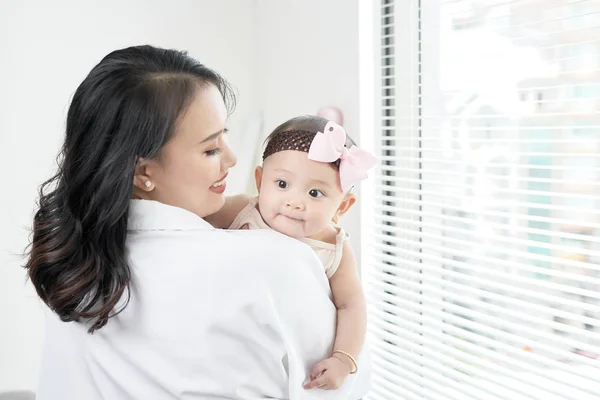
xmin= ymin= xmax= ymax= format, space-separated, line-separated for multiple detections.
xmin=305 ymin=241 xmax=367 ymax=390
xmin=204 ymin=194 xmax=250 ymax=228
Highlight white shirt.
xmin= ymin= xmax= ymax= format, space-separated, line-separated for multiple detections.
xmin=36 ymin=200 xmax=371 ymax=399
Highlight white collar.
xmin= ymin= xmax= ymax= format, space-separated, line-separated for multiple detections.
xmin=127 ymin=199 xmax=214 ymax=231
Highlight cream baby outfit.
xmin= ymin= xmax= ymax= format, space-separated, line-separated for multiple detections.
xmin=229 ymin=197 xmax=348 ymax=278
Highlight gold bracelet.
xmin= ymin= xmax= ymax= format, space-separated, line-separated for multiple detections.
xmin=332 ymin=349 xmax=358 ymax=374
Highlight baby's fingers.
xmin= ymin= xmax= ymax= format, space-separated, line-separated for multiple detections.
xmin=310 ymin=360 xmax=329 ymax=380
xmin=304 ymin=371 xmax=329 ymax=390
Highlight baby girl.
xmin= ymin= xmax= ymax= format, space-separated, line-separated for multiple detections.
xmin=207 ymin=115 xmax=376 ymax=390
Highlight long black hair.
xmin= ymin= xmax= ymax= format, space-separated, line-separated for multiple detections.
xmin=25 ymin=45 xmax=235 ymax=332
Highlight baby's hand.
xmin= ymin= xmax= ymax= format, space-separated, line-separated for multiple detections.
xmin=303 ymin=355 xmax=353 ymax=390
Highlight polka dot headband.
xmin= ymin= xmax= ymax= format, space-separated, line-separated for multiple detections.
xmin=262 ymin=122 xmax=378 ymax=192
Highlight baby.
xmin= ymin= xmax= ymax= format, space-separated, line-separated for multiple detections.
xmin=207 ymin=115 xmax=376 ymax=390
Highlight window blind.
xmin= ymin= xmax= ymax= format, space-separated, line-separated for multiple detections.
xmin=365 ymin=1 xmax=600 ymax=399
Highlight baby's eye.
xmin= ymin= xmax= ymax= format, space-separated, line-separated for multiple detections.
xmin=276 ymin=180 xmax=288 ymax=189
xmin=309 ymin=189 xmax=324 ymax=198
xmin=204 ymin=148 xmax=221 ymax=156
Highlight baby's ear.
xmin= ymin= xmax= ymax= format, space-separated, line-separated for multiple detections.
xmin=254 ymin=166 xmax=263 ymax=193
xmin=333 ymin=193 xmax=356 ymax=223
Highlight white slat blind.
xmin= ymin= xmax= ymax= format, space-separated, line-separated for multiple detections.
xmin=365 ymin=1 xmax=600 ymax=399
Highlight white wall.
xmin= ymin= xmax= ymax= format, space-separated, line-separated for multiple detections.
xmin=0 ymin=0 xmax=257 ymax=392
xmin=0 ymin=0 xmax=361 ymax=392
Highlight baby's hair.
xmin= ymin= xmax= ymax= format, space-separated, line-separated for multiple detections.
xmin=262 ymin=115 xmax=356 ymax=163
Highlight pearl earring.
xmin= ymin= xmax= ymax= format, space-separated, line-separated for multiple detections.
xmin=144 ymin=181 xmax=152 ymax=188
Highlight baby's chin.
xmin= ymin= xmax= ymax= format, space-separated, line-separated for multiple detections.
xmin=267 ymin=215 xmax=320 ymax=239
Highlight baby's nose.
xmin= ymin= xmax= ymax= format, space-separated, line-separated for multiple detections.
xmin=286 ymin=199 xmax=304 ymax=210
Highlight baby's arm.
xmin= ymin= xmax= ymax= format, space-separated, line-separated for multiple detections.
xmin=204 ymin=194 xmax=251 ymax=229
xmin=304 ymin=241 xmax=367 ymax=390
xmin=330 ymin=242 xmax=367 ymax=365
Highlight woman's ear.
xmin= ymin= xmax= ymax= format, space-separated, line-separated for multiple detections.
xmin=133 ymin=158 xmax=155 ymax=194
xmin=255 ymin=166 xmax=263 ymax=193
xmin=333 ymin=193 xmax=356 ymax=223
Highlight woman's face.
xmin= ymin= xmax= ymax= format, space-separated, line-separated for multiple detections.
xmin=134 ymin=84 xmax=237 ymax=218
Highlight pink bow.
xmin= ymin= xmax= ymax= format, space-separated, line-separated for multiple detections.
xmin=308 ymin=121 xmax=377 ymax=192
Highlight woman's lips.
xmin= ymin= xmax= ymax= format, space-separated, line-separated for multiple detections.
xmin=209 ymin=173 xmax=228 ymax=194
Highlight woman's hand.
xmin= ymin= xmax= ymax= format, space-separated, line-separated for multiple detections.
xmin=303 ymin=355 xmax=352 ymax=390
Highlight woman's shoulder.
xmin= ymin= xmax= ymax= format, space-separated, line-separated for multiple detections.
xmin=130 ymin=226 xmax=319 ymax=271
xmin=128 ymin=228 xmax=330 ymax=309
xmin=225 ymin=229 xmax=316 ymax=260
xmin=214 ymin=230 xmax=326 ymax=283
xmin=220 ymin=231 xmax=331 ymax=293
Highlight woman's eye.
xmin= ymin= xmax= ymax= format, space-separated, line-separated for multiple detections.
xmin=309 ymin=189 xmax=324 ymax=198
xmin=205 ymin=148 xmax=221 ymax=156
xmin=276 ymin=180 xmax=288 ymax=189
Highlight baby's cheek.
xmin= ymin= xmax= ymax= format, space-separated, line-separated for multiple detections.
xmin=266 ymin=205 xmax=280 ymax=222
xmin=307 ymin=211 xmax=331 ymax=231
xmin=257 ymin=197 xmax=273 ymax=215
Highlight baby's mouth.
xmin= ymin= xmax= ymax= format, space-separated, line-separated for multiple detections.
xmin=280 ymin=214 xmax=303 ymax=222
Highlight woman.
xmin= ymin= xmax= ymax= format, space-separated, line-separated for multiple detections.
xmin=26 ymin=45 xmax=369 ymax=399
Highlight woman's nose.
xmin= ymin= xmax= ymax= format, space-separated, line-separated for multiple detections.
xmin=222 ymin=141 xmax=237 ymax=170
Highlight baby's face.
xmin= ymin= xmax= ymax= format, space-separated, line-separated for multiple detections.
xmin=256 ymin=151 xmax=350 ymax=238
